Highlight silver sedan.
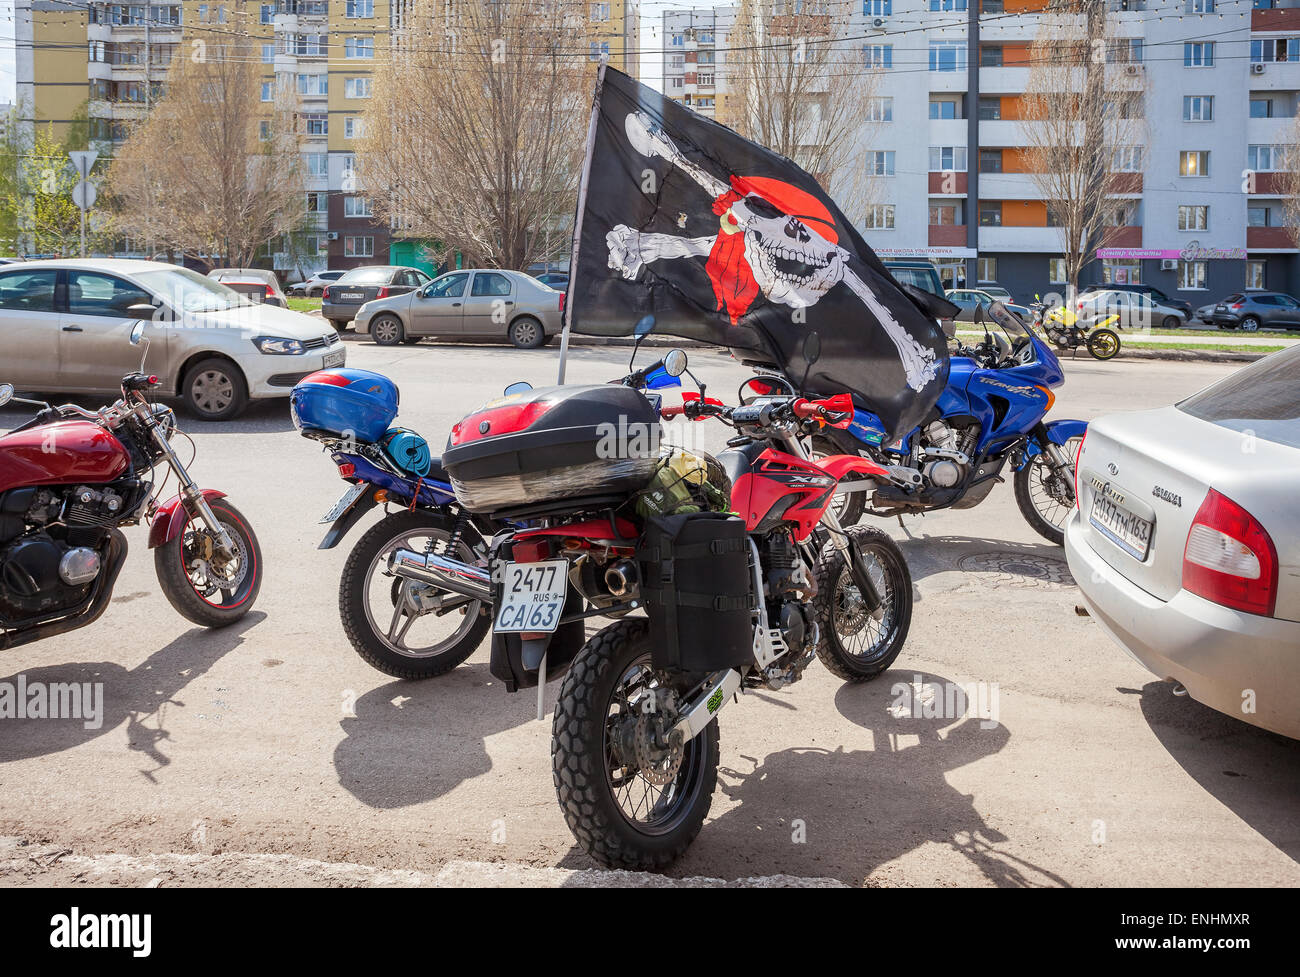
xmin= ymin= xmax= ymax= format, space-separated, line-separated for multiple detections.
xmin=1065 ymin=346 xmax=1300 ymax=738
xmin=353 ymin=268 xmax=564 ymax=349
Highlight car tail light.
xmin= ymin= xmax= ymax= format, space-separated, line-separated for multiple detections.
xmin=376 ymin=286 xmax=390 ymax=299
xmin=1182 ymin=489 xmax=1278 ymax=617
xmin=1073 ymin=430 xmax=1087 ymax=509
xmin=265 ymin=284 xmax=276 ymax=298
xmin=322 ymin=286 xmax=331 ymax=301
xmin=558 ymin=291 xmax=566 ymax=312
xmin=448 ymin=401 xmax=553 ymax=447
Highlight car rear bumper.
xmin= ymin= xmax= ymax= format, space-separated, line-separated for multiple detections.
xmin=1207 ymin=315 xmax=1240 ymax=328
xmin=321 ymin=302 xmax=361 ymax=322
xmin=1065 ymin=510 xmax=1300 ymax=739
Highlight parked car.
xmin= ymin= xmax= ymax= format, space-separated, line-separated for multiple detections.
xmin=0 ymin=259 xmax=345 ymax=421
xmin=976 ymin=283 xmax=1015 ymax=303
xmin=1066 ymin=345 xmax=1300 ymax=739
xmin=1080 ymin=283 xmax=1192 ymax=321
xmin=945 ymin=287 xmax=1031 ymax=322
xmin=322 ymin=265 xmax=432 ymax=329
xmin=1076 ymin=288 xmax=1189 ymax=330
xmin=353 ymin=268 xmax=564 ymax=349
xmin=287 ymin=269 xmax=346 ymax=297
xmin=1199 ymin=291 xmax=1300 ymax=332
xmin=883 ymin=259 xmax=945 ymax=299
xmin=533 ymin=272 xmax=569 ymax=288
xmin=207 ymin=268 xmax=288 ymax=307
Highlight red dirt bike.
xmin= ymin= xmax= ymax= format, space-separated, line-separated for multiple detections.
xmin=0 ymin=321 xmax=262 ymax=649
xmin=401 ymin=343 xmax=913 ymax=869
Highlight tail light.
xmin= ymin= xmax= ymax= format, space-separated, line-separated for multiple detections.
xmin=1182 ymin=489 xmax=1278 ymax=617
xmin=322 ymin=286 xmax=331 ymax=301
xmin=1230 ymin=302 xmax=1244 ymax=311
xmin=448 ymin=401 xmax=553 ymax=447
xmin=558 ymin=291 xmax=566 ymax=312
xmin=265 ymin=284 xmax=276 ymax=298
xmin=337 ymin=461 xmax=356 ymax=478
xmin=1073 ymin=430 xmax=1087 ymax=509
xmin=376 ymin=286 xmax=390 ymax=299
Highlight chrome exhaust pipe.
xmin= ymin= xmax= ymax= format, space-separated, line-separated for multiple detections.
xmin=604 ymin=559 xmax=639 ymax=597
xmin=387 ymin=548 xmax=492 ymax=603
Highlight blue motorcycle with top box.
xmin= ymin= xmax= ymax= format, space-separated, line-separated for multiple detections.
xmin=291 ymin=368 xmax=498 ymax=679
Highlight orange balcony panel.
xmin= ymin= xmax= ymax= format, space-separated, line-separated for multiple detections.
xmin=928 ymin=171 xmax=968 ymax=194
xmin=929 ymin=225 xmax=968 ymax=247
xmin=1247 ymin=226 xmax=1295 ymax=249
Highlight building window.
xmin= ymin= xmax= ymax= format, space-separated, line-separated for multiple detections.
xmin=1178 ymin=260 xmax=1207 ymax=290
xmin=866 ymin=97 xmax=893 ymax=122
xmin=929 ymin=40 xmax=967 ymax=72
xmin=978 ymin=201 xmax=1002 ymax=226
xmin=980 ymin=45 xmax=1003 ymax=67
xmin=1108 ymin=38 xmax=1143 ymax=63
xmin=929 ymin=97 xmax=962 ymax=120
xmin=864 ymin=0 xmax=892 ymax=13
xmin=1250 ymin=98 xmax=1273 ymax=118
xmin=864 ymin=205 xmax=896 ymax=229
xmin=1248 ymin=204 xmax=1276 ymax=227
xmin=930 ymin=202 xmax=960 ymax=225
xmin=344 ymin=196 xmax=372 ymax=218
xmin=306 ymin=153 xmax=327 ymax=178
xmin=344 ymin=37 xmax=374 ymax=59
xmin=1049 ymin=258 xmax=1067 ymax=284
xmin=929 ymin=146 xmax=967 ymax=171
xmin=344 ymin=236 xmax=375 ymax=258
xmin=1251 ymin=37 xmax=1300 ymax=62
xmin=1182 ymin=95 xmax=1213 ymax=121
xmin=345 ymin=77 xmax=372 ymax=99
xmin=1110 ymin=146 xmax=1144 ymax=172
xmin=977 ymin=96 xmax=1001 ymax=120
xmin=1103 ymin=259 xmax=1141 ymax=285
xmin=1245 ymin=260 xmax=1266 ymax=290
xmin=1247 ymin=144 xmax=1289 ymax=171
xmin=260 ymin=3 xmax=273 ymax=23
xmin=1179 ymin=151 xmax=1209 ymax=176
xmin=262 ymin=43 xmax=275 ymax=63
xmin=345 ymin=0 xmax=374 ymax=17
xmin=303 ymin=114 xmax=328 ymax=136
xmin=1187 ymin=0 xmax=1215 ymax=11
xmin=1178 ymin=205 xmax=1209 ymax=231
xmin=591 ymin=2 xmax=610 ymax=20
xmin=261 ymin=81 xmax=273 ymax=102
xmin=344 ymin=117 xmax=364 ymax=139
xmin=977 ymin=257 xmax=997 ymax=282
xmin=306 ymin=191 xmax=327 ymax=213
xmin=936 ymin=259 xmax=966 ymax=289
xmin=259 ymin=120 xmax=272 ymax=141
xmin=979 ymin=149 xmax=1003 ymax=173
xmin=862 ymin=44 xmax=893 ymax=68
xmin=297 ymin=73 xmax=327 ymax=96
xmin=1183 ymin=42 xmax=1214 ymax=66
xmin=589 ymin=41 xmax=610 ymax=60
xmin=930 ymin=0 xmax=967 ymax=9
xmin=867 ymin=151 xmax=896 ymax=176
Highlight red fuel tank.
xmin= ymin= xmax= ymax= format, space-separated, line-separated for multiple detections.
xmin=0 ymin=420 xmax=131 ymax=494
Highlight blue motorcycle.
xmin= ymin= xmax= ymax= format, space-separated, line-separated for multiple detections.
xmin=811 ymin=302 xmax=1086 ymax=545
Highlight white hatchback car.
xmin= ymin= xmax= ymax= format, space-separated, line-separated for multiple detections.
xmin=0 ymin=258 xmax=345 ymax=421
xmin=1065 ymin=346 xmax=1300 ymax=738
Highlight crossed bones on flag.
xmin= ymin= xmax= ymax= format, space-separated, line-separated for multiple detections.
xmin=604 ymin=112 xmax=940 ymax=392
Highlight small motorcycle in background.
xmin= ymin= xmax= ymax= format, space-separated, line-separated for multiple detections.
xmin=0 ymin=317 xmax=262 ymax=649
xmin=1031 ymin=296 xmax=1121 ymax=361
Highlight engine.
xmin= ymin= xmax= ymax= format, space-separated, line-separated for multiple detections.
xmin=755 ymin=532 xmax=818 ymax=688
xmin=917 ymin=420 xmax=978 ymax=490
xmin=0 ymin=532 xmax=102 ymax=619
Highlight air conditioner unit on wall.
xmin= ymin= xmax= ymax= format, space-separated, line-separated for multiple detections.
xmin=1124 ymin=64 xmax=1142 ymax=76
xmin=326 ymin=231 xmax=339 ymax=241
xmin=872 ymin=17 xmax=886 ymax=29
xmin=1160 ymin=258 xmax=1178 ymax=271
xmin=1252 ymin=63 xmax=1266 ymax=75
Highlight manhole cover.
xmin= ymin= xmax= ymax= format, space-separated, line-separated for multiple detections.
xmin=957 ymin=552 xmax=1075 ymax=589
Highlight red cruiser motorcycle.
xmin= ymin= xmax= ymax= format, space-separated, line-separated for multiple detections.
xmin=0 ymin=321 xmax=261 ymax=649
xmin=410 ymin=342 xmax=913 ymax=869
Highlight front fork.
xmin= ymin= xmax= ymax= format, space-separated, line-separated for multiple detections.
xmin=141 ymin=400 xmax=236 ymax=557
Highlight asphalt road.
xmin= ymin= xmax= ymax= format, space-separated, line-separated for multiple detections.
xmin=2 ymin=343 xmax=1297 ymax=887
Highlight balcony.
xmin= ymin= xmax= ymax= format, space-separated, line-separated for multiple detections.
xmin=979 ymin=66 xmax=1030 ymax=93
xmin=929 ymin=70 xmax=970 ymax=94
xmin=928 ymin=171 xmax=968 ymax=195
xmin=1252 ymin=8 xmax=1300 ymax=31
xmin=977 ymin=172 xmax=1042 ymax=200
xmin=929 ymin=225 xmax=967 ymax=247
xmin=977 ymin=225 xmax=1066 ymax=253
xmin=1247 ymin=60 xmax=1300 ymax=92
xmin=1106 ymin=226 xmax=1143 ymax=248
xmin=1246 ymin=226 xmax=1295 ymax=250
xmin=1248 ymin=172 xmax=1289 ymax=195
xmin=929 ymin=118 xmax=966 ymax=145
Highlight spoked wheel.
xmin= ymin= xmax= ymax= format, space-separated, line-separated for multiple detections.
xmin=1087 ymin=328 xmax=1120 ymax=360
xmin=340 ymin=510 xmax=489 ymax=679
xmin=1013 ymin=435 xmax=1082 ymax=546
xmin=813 ymin=525 xmax=912 ymax=682
xmin=809 ymin=435 xmax=865 ymax=527
xmin=553 ymin=619 xmax=719 ymax=870
xmin=155 ymin=498 xmax=262 ymax=627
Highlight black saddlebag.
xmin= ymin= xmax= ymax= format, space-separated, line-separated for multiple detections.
xmin=636 ymin=512 xmax=753 ymax=674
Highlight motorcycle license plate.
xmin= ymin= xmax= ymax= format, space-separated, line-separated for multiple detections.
xmin=319 ymin=483 xmax=367 ymax=524
xmin=323 ymin=350 xmax=345 ymax=368
xmin=1089 ymin=492 xmax=1152 ymax=561
xmin=493 ymin=560 xmax=568 ymax=633
xmin=338 ymin=292 xmax=365 ymax=301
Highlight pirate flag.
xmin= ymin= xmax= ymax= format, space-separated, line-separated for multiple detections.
xmin=565 ymin=66 xmax=953 ymax=440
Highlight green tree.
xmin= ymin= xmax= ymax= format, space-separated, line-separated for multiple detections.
xmin=1 ymin=121 xmax=109 ymax=256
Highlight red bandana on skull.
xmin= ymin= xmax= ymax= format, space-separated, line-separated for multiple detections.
xmin=705 ymin=176 xmax=839 ymax=326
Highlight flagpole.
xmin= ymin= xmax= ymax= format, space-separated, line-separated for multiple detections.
xmin=557 ymin=56 xmax=607 ymax=386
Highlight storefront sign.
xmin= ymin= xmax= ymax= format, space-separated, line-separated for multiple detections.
xmin=1097 ymin=241 xmax=1247 ymax=261
xmin=874 ymin=247 xmax=976 ymax=259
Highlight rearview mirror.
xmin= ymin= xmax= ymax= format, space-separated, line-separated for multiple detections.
xmin=802 ymin=331 xmax=821 ymax=366
xmin=504 ymin=381 xmax=533 ymax=396
xmin=0 ymin=383 xmax=13 ymax=408
xmin=633 ymin=315 xmax=656 ymax=338
xmin=972 ymin=303 xmax=985 ymax=325
xmin=662 ymin=348 xmax=687 ymax=377
xmin=129 ymin=321 xmax=146 ymax=346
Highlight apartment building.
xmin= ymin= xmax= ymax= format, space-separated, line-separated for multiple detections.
xmin=662 ymin=6 xmax=735 ymax=118
xmin=12 ymin=0 xmax=639 ymax=273
xmin=663 ymin=0 xmax=1298 ymax=304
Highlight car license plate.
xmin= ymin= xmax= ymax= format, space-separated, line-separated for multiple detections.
xmin=338 ymin=292 xmax=365 ymax=301
xmin=323 ymin=349 xmax=345 ymax=368
xmin=493 ymin=559 xmax=568 ymax=633
xmin=1089 ymin=492 xmax=1152 ymax=561
xmin=319 ymin=483 xmax=367 ymax=524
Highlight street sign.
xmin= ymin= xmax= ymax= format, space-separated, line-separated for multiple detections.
xmin=72 ymin=182 xmax=97 ymax=211
xmin=69 ymin=149 xmax=98 ymax=180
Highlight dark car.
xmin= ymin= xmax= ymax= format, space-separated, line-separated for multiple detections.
xmin=322 ymin=265 xmax=432 ymax=329
xmin=533 ymin=272 xmax=569 ymax=288
xmin=1080 ymin=283 xmax=1192 ymax=321
xmin=1203 ymin=292 xmax=1300 ymax=332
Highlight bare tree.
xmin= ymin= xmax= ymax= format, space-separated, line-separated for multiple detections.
xmin=1020 ymin=0 xmax=1147 ymax=297
xmin=1274 ymin=109 xmax=1300 ymax=248
xmin=359 ymin=0 xmax=591 ymax=270
xmin=722 ymin=0 xmax=883 ymax=224
xmin=109 ymin=34 xmax=307 ymax=268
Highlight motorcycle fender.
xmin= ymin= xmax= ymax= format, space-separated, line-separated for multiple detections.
xmin=148 ymin=490 xmax=226 ymax=549
xmin=1019 ymin=419 xmax=1088 ymax=468
xmin=818 ymin=454 xmax=892 ymax=482
xmin=318 ymin=488 xmax=379 ymax=550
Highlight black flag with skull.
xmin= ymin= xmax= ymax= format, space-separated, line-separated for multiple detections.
xmin=564 ymin=66 xmax=953 ymax=440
